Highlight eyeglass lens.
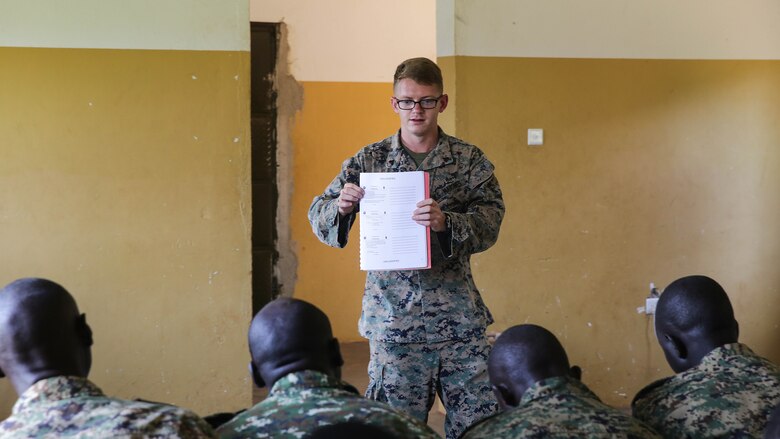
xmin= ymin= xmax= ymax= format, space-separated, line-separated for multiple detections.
xmin=396 ymin=98 xmax=439 ymax=110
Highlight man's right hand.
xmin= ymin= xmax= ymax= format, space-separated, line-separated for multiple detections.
xmin=337 ymin=183 xmax=365 ymax=216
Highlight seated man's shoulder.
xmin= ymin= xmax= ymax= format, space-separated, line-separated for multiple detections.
xmin=632 ymin=346 xmax=780 ymax=437
xmin=0 ymin=394 xmax=214 ymax=438
xmin=459 ymin=409 xmax=523 ymax=438
xmin=478 ymin=379 xmax=660 ymax=438
xmin=731 ymin=346 xmax=780 ymax=380
xmin=218 ymin=391 xmax=436 ymax=438
xmin=98 ymin=397 xmax=215 ymax=437
xmin=632 ymin=376 xmax=673 ymax=409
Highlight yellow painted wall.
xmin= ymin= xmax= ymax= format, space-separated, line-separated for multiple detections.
xmin=290 ymin=82 xmax=399 ymax=340
xmin=441 ymin=55 xmax=780 ymax=405
xmin=0 ymin=47 xmax=252 ymax=416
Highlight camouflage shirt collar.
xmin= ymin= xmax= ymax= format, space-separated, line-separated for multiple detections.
xmin=519 ymin=375 xmax=599 ymax=407
xmin=390 ymin=128 xmax=455 ymax=171
xmin=269 ymin=370 xmax=359 ymax=396
xmin=700 ymin=342 xmax=754 ymax=367
xmin=13 ymin=376 xmax=104 ymax=414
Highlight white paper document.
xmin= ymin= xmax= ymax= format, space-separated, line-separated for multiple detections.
xmin=359 ymin=171 xmax=431 ymax=271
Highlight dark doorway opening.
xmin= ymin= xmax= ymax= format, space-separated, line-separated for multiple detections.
xmin=250 ymin=22 xmax=279 ymax=314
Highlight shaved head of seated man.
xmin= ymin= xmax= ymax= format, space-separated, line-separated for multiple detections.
xmin=632 ymin=275 xmax=780 ymax=438
xmin=216 ymin=298 xmax=439 ymax=439
xmin=0 ymin=277 xmax=215 ymax=438
xmin=461 ymin=324 xmax=660 ymax=438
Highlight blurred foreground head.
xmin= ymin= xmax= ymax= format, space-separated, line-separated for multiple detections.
xmin=488 ymin=324 xmax=578 ymax=409
xmin=0 ymin=278 xmax=93 ymax=395
xmin=248 ymin=298 xmax=342 ymax=389
xmin=654 ymin=275 xmax=738 ymax=373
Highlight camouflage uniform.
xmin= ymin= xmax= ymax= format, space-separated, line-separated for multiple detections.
xmin=366 ymin=336 xmax=495 ymax=437
xmin=461 ymin=376 xmax=662 ymax=439
xmin=0 ymin=375 xmax=215 ymax=438
xmin=215 ymin=369 xmax=440 ymax=438
xmin=308 ymin=129 xmax=504 ymax=438
xmin=632 ymin=343 xmax=780 ymax=438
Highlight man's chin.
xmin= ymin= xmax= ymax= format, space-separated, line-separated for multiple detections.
xmin=406 ymin=123 xmax=432 ymax=136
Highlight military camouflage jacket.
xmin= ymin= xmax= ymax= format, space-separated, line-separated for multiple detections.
xmin=461 ymin=376 xmax=661 ymax=438
xmin=308 ymin=129 xmax=505 ymax=343
xmin=632 ymin=343 xmax=780 ymax=438
xmin=216 ymin=370 xmax=440 ymax=438
xmin=0 ymin=375 xmax=215 ymax=438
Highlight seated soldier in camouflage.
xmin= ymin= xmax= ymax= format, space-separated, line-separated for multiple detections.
xmin=0 ymin=277 xmax=215 ymax=438
xmin=632 ymin=275 xmax=780 ymax=437
xmin=461 ymin=324 xmax=660 ymax=438
xmin=216 ymin=298 xmax=440 ymax=439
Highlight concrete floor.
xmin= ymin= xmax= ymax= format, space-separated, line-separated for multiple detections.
xmin=253 ymin=341 xmax=447 ymax=436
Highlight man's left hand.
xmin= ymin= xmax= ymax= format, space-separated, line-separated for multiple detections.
xmin=413 ymin=198 xmax=447 ymax=232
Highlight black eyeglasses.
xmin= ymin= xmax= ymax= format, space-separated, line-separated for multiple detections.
xmin=393 ymin=96 xmax=443 ymax=110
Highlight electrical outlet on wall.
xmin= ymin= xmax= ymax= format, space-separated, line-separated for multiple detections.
xmin=645 ymin=297 xmax=659 ymax=314
xmin=637 ymin=282 xmax=661 ymax=315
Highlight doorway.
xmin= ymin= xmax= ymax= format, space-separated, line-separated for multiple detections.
xmin=250 ymin=22 xmax=279 ymax=314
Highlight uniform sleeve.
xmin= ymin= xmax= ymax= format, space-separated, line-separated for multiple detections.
xmin=308 ymin=155 xmax=362 ymax=248
xmin=445 ymin=153 xmax=505 ymax=258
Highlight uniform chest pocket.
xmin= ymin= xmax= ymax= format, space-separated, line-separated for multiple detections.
xmin=433 ymin=177 xmax=468 ymax=211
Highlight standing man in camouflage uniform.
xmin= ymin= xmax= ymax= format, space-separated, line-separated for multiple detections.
xmin=461 ymin=324 xmax=661 ymax=438
xmin=0 ymin=278 xmax=215 ymax=438
xmin=632 ymin=275 xmax=780 ymax=437
xmin=216 ymin=298 xmax=440 ymax=438
xmin=308 ymin=57 xmax=504 ymax=438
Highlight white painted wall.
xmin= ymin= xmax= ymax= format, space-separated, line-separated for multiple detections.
xmin=0 ymin=0 xmax=248 ymax=51
xmin=251 ymin=0 xmax=437 ymax=82
xmin=438 ymin=0 xmax=780 ymax=59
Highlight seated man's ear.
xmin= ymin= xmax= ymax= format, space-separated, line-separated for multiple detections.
xmin=569 ymin=365 xmax=582 ymax=381
xmin=662 ymin=333 xmax=687 ymax=360
xmin=76 ymin=313 xmax=93 ymax=347
xmin=658 ymin=332 xmax=692 ymax=373
xmin=492 ymin=383 xmax=516 ymax=410
xmin=249 ymin=362 xmax=265 ymax=388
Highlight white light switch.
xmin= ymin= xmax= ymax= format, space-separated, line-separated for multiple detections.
xmin=528 ymin=128 xmax=543 ymax=146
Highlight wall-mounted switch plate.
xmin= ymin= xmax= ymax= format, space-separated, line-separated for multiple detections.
xmin=528 ymin=128 xmax=543 ymax=146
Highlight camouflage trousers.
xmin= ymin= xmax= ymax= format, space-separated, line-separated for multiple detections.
xmin=365 ymin=336 xmax=498 ymax=439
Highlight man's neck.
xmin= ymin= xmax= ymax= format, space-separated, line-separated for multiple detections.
xmin=400 ymin=129 xmax=439 ymax=153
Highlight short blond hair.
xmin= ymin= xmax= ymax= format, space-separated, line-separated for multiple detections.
xmin=393 ymin=57 xmax=443 ymax=92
